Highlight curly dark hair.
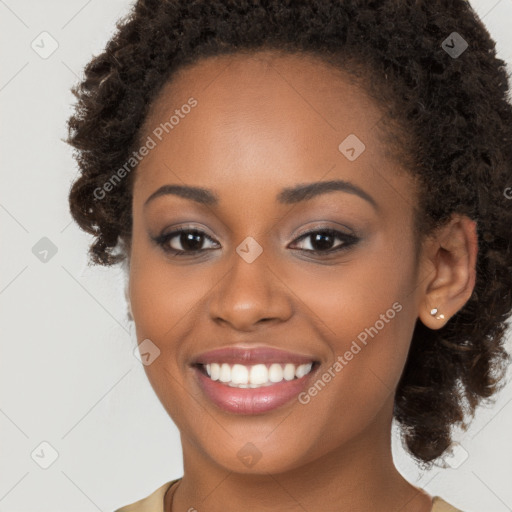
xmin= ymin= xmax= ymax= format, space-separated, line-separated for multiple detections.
xmin=65 ymin=0 xmax=512 ymax=467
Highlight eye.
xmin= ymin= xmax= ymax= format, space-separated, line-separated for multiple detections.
xmin=153 ymin=226 xmax=359 ymax=258
xmin=153 ymin=227 xmax=219 ymax=256
xmin=289 ymin=228 xmax=359 ymax=255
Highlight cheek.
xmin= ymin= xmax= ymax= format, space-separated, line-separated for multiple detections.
xmin=128 ymin=251 xmax=205 ymax=423
xmin=282 ymin=262 xmax=415 ymax=449
xmin=283 ymin=242 xmax=417 ymax=389
xmin=128 ymin=247 xmax=216 ymax=340
xmin=127 ymin=199 xmax=207 ymax=337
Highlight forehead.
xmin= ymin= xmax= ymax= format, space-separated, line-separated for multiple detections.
xmin=133 ymin=50 xmax=409 ymax=210
xmin=141 ymin=50 xmax=384 ymax=141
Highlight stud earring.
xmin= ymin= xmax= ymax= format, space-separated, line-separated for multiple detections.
xmin=430 ymin=308 xmax=445 ymax=320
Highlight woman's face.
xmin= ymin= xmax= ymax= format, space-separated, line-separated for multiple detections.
xmin=128 ymin=51 xmax=427 ymax=474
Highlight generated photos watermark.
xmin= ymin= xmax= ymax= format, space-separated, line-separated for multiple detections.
xmin=298 ymin=301 xmax=403 ymax=405
xmin=93 ymin=97 xmax=198 ymax=200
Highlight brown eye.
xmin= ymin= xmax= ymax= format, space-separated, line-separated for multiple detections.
xmin=290 ymin=229 xmax=359 ymax=255
xmin=154 ymin=228 xmax=219 ymax=255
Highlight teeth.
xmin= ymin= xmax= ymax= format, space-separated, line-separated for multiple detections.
xmin=268 ymin=363 xmax=282 ymax=382
xmin=219 ymin=363 xmax=231 ymax=383
xmin=296 ymin=363 xmax=311 ymax=378
xmin=231 ymin=364 xmax=249 ymax=384
xmin=203 ymin=362 xmax=314 ymax=387
xmin=251 ymin=364 xmax=269 ymax=385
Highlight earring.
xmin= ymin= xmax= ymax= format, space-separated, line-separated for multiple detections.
xmin=430 ymin=307 xmax=445 ymax=320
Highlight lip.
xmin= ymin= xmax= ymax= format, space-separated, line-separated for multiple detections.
xmin=190 ymin=346 xmax=318 ymax=366
xmin=193 ymin=362 xmax=319 ymax=415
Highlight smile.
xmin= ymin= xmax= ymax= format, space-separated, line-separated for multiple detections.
xmin=198 ymin=362 xmax=315 ymax=388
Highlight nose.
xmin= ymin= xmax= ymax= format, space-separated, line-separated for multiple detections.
xmin=207 ymin=248 xmax=293 ymax=332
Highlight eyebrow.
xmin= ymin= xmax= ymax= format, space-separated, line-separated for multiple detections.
xmin=144 ymin=179 xmax=378 ymax=210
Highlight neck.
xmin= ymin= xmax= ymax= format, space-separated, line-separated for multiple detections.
xmin=167 ymin=401 xmax=432 ymax=512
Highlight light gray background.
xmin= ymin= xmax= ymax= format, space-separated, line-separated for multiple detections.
xmin=1 ymin=1 xmax=511 ymax=511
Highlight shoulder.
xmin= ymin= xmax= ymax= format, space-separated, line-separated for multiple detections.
xmin=113 ymin=479 xmax=180 ymax=512
xmin=113 ymin=484 xmax=462 ymax=512
xmin=431 ymin=496 xmax=464 ymax=512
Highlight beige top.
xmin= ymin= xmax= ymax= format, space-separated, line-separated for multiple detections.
xmin=114 ymin=479 xmax=463 ymax=512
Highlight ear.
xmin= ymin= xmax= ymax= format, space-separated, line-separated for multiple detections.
xmin=417 ymin=214 xmax=478 ymax=330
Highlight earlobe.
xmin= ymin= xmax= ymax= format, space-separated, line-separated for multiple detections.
xmin=429 ymin=307 xmax=445 ymax=320
xmin=418 ymin=214 xmax=478 ymax=330
xmin=419 ymin=305 xmax=447 ymax=330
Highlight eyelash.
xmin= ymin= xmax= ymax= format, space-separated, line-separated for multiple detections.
xmin=153 ymin=227 xmax=359 ymax=257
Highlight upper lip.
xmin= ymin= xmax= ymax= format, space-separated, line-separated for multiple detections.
xmin=191 ymin=346 xmax=318 ymax=366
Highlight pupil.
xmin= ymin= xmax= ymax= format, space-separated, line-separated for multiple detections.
xmin=312 ymin=232 xmax=333 ymax=250
xmin=177 ymin=232 xmax=336 ymax=252
xmin=181 ymin=232 xmax=203 ymax=251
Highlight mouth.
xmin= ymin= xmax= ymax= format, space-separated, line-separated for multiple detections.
xmin=193 ymin=361 xmax=319 ymax=388
xmin=189 ymin=346 xmax=321 ymax=414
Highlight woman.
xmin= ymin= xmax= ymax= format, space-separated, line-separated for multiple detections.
xmin=65 ymin=0 xmax=512 ymax=510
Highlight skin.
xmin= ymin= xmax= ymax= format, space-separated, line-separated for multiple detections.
xmin=126 ymin=51 xmax=478 ymax=512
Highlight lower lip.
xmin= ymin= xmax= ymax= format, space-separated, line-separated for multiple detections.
xmin=193 ymin=365 xmax=317 ymax=415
